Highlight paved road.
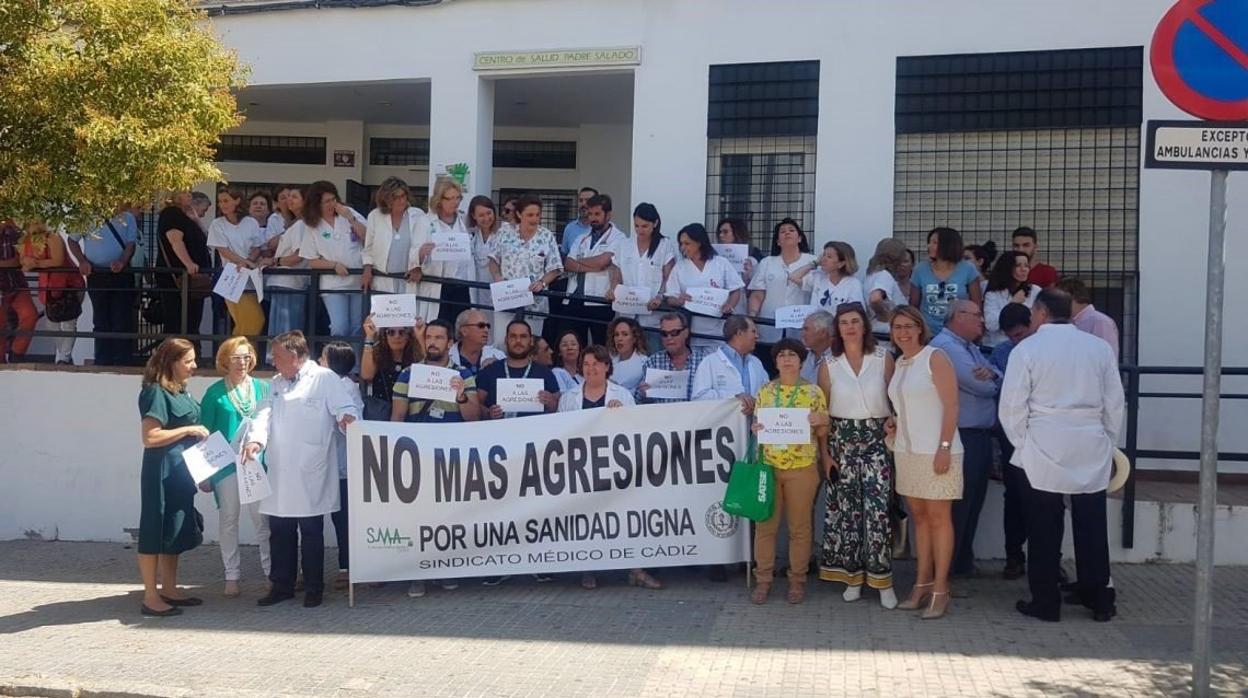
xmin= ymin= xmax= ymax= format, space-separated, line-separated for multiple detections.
xmin=1 ymin=541 xmax=1245 ymax=697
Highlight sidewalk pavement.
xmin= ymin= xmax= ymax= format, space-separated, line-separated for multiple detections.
xmin=1 ymin=540 xmax=1246 ymax=697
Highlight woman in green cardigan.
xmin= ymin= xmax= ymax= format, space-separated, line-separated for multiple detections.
xmin=200 ymin=336 xmax=271 ymax=598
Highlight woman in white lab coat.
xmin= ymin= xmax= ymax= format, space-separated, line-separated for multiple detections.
xmin=665 ymin=223 xmax=744 ymax=349
xmin=361 ymin=177 xmax=431 ymax=297
xmin=421 ymin=176 xmax=474 ymax=324
xmin=746 ymin=218 xmax=817 ymax=344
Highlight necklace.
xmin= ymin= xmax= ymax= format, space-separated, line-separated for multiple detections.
xmin=225 ymin=377 xmax=257 ymax=417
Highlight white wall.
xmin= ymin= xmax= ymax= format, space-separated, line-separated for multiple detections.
xmin=206 ymin=0 xmax=1247 ymax=473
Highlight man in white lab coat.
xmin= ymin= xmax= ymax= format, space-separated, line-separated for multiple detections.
xmin=692 ymin=314 xmax=769 ymax=415
xmin=999 ymin=289 xmax=1124 ymax=623
xmin=244 ymin=331 xmax=360 ymax=608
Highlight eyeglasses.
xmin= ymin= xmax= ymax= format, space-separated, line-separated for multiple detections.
xmin=385 ymin=328 xmax=411 ymax=337
xmin=464 ymin=322 xmax=491 ymax=330
xmin=658 ymin=328 xmax=686 ymax=338
xmin=228 ymin=354 xmax=251 ymax=362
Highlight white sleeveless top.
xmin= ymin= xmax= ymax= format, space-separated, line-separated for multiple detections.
xmin=823 ymin=346 xmax=891 ymax=419
xmin=887 ymin=345 xmax=964 ymax=455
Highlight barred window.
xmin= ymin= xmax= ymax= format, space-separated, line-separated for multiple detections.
xmin=216 ymin=135 xmax=326 ymax=165
xmin=369 ymin=137 xmax=430 ymax=167
xmin=706 ymin=60 xmax=819 ymax=250
xmin=493 ymin=141 xmax=577 ymax=169
xmin=893 ymin=48 xmax=1143 ymax=361
xmin=494 ymin=188 xmax=577 ymax=235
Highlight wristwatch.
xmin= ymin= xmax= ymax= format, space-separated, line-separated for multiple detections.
xmin=938 ymin=441 xmax=952 ymax=451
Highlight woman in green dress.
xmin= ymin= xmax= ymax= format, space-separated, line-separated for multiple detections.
xmin=137 ymin=337 xmax=209 ymax=617
xmin=200 ymin=336 xmax=272 ymax=598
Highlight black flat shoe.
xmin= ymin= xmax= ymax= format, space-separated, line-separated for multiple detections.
xmin=141 ymin=604 xmax=183 ymax=617
xmin=257 ymin=591 xmax=295 ymax=607
xmin=1015 ymin=600 xmax=1060 ymax=622
xmin=1093 ymin=606 xmax=1117 ymax=622
xmin=160 ymin=595 xmax=203 ymax=607
xmin=303 ymin=592 xmax=323 ymax=608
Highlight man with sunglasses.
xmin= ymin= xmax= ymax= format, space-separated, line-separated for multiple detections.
xmin=634 ymin=313 xmax=710 ymax=404
xmin=450 ymin=308 xmax=505 ymax=377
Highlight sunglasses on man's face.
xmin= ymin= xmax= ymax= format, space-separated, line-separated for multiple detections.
xmin=465 ymin=322 xmax=491 ymax=330
xmin=659 ymin=328 xmax=686 ymax=338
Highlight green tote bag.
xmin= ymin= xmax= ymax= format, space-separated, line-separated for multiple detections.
xmin=722 ymin=438 xmax=775 ymax=522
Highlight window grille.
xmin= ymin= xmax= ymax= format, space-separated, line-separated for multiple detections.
xmin=369 ymin=137 xmax=430 ymax=167
xmin=493 ymin=141 xmax=577 ymax=169
xmin=216 ymin=135 xmax=327 ymax=165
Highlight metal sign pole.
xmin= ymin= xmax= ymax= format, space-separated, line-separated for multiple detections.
xmin=1192 ymin=168 xmax=1227 ymax=698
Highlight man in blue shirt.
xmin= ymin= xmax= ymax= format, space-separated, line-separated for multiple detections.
xmin=989 ymin=302 xmax=1035 ymax=579
xmin=930 ymin=300 xmax=1000 ymax=577
xmin=558 ymin=186 xmax=598 ymax=256
xmin=67 ymin=210 xmax=139 ymax=366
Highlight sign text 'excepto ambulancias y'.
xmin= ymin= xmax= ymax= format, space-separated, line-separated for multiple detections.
xmin=1145 ymin=120 xmax=1248 ymax=171
xmin=346 ymin=400 xmax=750 ymax=583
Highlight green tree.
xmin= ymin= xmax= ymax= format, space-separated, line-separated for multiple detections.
xmin=0 ymin=0 xmax=246 ymax=230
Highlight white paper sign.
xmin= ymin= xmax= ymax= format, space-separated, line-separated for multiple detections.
xmin=611 ymin=285 xmax=652 ymax=316
xmin=643 ymin=368 xmax=689 ymax=401
xmin=713 ymin=244 xmax=749 ymax=273
xmin=756 ymin=407 xmax=812 ymax=445
xmin=212 ymin=263 xmax=248 ymax=303
xmin=431 ymin=231 xmax=473 ymax=263
xmin=491 ymin=278 xmax=536 ymax=312
xmin=182 ymin=431 xmax=237 ymax=484
xmin=371 ymin=293 xmax=419 ymax=328
xmin=404 ymin=363 xmax=460 ymax=402
xmin=236 ymin=453 xmax=272 ymax=505
xmin=685 ymin=286 xmax=730 ymax=317
xmin=775 ymin=304 xmax=819 ymax=329
xmin=496 ymin=378 xmax=544 ymax=413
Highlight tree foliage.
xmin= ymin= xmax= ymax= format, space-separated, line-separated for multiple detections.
xmin=0 ymin=0 xmax=246 ymax=229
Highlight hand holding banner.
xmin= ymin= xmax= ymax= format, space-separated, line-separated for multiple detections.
xmin=404 ymin=363 xmax=461 ymax=402
xmin=685 ymin=287 xmax=730 ymax=317
xmin=491 ymin=278 xmax=536 ymax=311
xmin=371 ymin=294 xmax=419 ymax=328
xmin=212 ymin=263 xmax=248 ymax=303
xmin=775 ymin=304 xmax=818 ymax=329
xmin=611 ymin=285 xmax=651 ymax=316
xmin=756 ymin=407 xmax=812 ymax=445
xmin=431 ymin=231 xmax=473 ymax=262
xmin=496 ymin=378 xmax=544 ymax=413
xmin=643 ymin=368 xmax=689 ymax=400
xmin=182 ymin=431 xmax=237 ymax=484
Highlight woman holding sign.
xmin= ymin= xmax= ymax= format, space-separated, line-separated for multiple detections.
xmin=749 ymin=338 xmax=829 ymax=605
xmin=199 ymin=337 xmax=272 ymax=598
xmin=487 ymin=194 xmax=564 ymax=341
xmin=557 ymin=345 xmax=663 ymax=591
xmin=886 ymin=305 xmax=962 ymax=620
xmin=746 ymin=218 xmax=817 ymax=345
xmin=818 ymin=303 xmax=897 ymax=608
xmin=665 ymin=223 xmax=744 ymax=349
xmin=423 ymin=177 xmax=474 ymax=324
xmin=608 ymin=203 xmax=675 ymax=343
xmin=467 ymin=195 xmax=503 ymax=309
xmin=207 ymin=186 xmax=266 ymax=337
xmin=298 ymin=180 xmax=368 ymax=343
xmin=136 ymin=338 xmax=209 ymax=617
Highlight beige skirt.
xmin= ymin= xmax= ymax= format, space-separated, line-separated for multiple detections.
xmin=894 ymin=450 xmax=964 ymax=500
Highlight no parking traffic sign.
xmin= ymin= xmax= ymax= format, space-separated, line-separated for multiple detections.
xmin=1149 ymin=0 xmax=1248 ymax=121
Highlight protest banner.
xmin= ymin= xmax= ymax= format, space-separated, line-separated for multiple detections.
xmin=491 ymin=278 xmax=535 ymax=311
xmin=371 ymin=294 xmax=419 ymax=329
xmin=775 ymin=304 xmax=818 ymax=329
xmin=755 ymin=407 xmax=811 ymax=445
xmin=403 ymin=363 xmax=461 ymax=402
xmin=183 ymin=431 xmax=237 ymax=484
xmin=431 ymin=231 xmax=473 ymax=263
xmin=643 ymin=368 xmax=689 ymax=400
xmin=495 ymin=378 xmax=544 ymax=413
xmin=611 ymin=285 xmax=651 ymax=316
xmin=347 ymin=399 xmax=751 ymax=584
xmin=712 ymin=244 xmax=749 ymax=273
xmin=685 ymin=287 xmax=730 ymax=317
xmin=213 ymin=263 xmax=248 ymax=303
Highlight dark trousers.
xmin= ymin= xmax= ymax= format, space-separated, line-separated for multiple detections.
xmin=1025 ymin=480 xmax=1115 ymax=617
xmin=330 ymin=479 xmax=349 ymax=571
xmin=269 ymin=514 xmax=326 ymax=595
xmin=558 ymin=298 xmax=614 ymax=346
xmin=952 ymin=427 xmax=993 ymax=575
xmin=1002 ymin=461 xmax=1030 ymax=563
xmin=86 ymin=272 xmax=136 ymax=365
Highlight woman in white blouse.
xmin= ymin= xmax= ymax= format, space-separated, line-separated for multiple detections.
xmin=863 ymin=238 xmax=911 ymax=338
xmin=467 ymin=195 xmax=504 ymax=310
xmin=557 ymin=345 xmax=661 ymax=591
xmin=665 ymin=223 xmax=744 ymax=349
xmin=264 ymin=187 xmax=308 ymax=338
xmin=487 ymin=194 xmax=564 ymax=342
xmin=886 ymin=305 xmax=962 ymax=620
xmin=207 ymin=186 xmax=265 ymax=336
xmin=608 ymin=203 xmax=675 ymax=343
xmin=421 ymin=177 xmax=473 ymax=324
xmin=794 ymin=240 xmax=866 ymax=313
xmin=818 ymin=304 xmax=898 ymax=609
xmin=361 ymin=177 xmax=430 ymax=297
xmin=747 ymin=218 xmax=817 ymax=344
xmin=298 ymin=180 xmax=368 ymax=342
xmin=606 ymin=317 xmax=647 ymax=391
xmin=982 ymin=251 xmax=1040 ymax=347
xmin=551 ymin=328 xmax=585 ymax=393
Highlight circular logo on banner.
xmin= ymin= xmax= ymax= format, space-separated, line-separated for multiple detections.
xmin=1150 ymin=0 xmax=1248 ymax=120
xmin=704 ymin=502 xmax=739 ymax=538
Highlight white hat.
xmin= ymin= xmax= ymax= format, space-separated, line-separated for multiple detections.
xmin=1108 ymin=448 xmax=1131 ymax=493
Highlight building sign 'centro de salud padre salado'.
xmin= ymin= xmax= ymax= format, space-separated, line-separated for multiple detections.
xmin=473 ymin=47 xmax=642 ymax=71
